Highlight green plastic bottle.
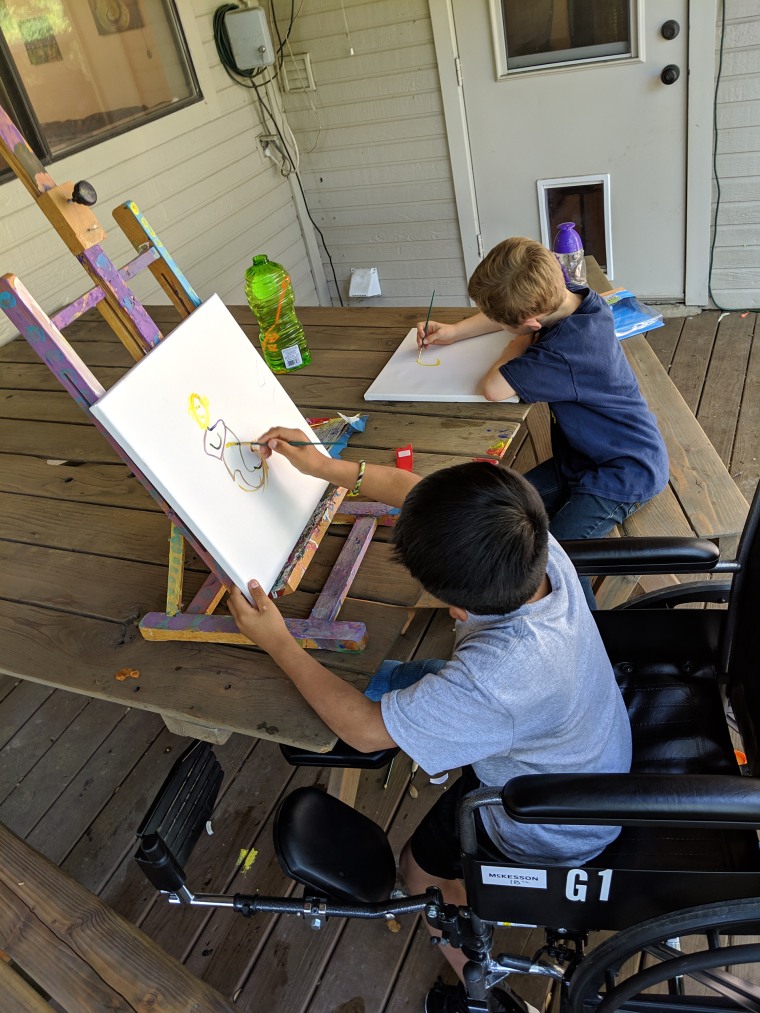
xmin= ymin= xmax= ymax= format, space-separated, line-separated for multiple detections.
xmin=244 ymin=254 xmax=311 ymax=373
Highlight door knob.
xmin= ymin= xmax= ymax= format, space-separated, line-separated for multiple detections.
xmin=661 ymin=64 xmax=680 ymax=85
xmin=661 ymin=20 xmax=680 ymax=40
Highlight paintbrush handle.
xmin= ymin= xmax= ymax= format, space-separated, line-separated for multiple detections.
xmin=227 ymin=439 xmax=344 ymax=447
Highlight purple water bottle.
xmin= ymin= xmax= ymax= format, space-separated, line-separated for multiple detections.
xmin=553 ymin=222 xmax=587 ymax=286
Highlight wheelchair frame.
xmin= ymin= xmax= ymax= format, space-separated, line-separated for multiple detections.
xmin=133 ymin=484 xmax=760 ymax=1013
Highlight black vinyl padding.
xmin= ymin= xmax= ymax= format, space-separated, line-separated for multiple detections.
xmin=562 ymin=536 xmax=721 ymax=575
xmin=274 ymin=787 xmax=397 ymax=903
xmin=280 ymin=741 xmax=399 ymax=769
xmin=502 ymin=773 xmax=760 ymax=827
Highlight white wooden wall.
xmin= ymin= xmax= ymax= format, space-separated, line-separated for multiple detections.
xmin=0 ymin=1 xmax=318 ymax=346
xmin=2 ymin=0 xmax=757 ymax=343
xmin=711 ymin=2 xmax=760 ymax=309
xmin=271 ymin=0 xmax=469 ymax=307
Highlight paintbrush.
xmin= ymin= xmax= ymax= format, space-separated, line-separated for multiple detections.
xmin=416 ymin=289 xmax=436 ymax=364
xmin=225 ymin=439 xmax=346 ymax=448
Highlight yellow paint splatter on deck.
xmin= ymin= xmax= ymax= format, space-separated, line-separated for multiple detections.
xmin=237 ymin=847 xmax=259 ymax=874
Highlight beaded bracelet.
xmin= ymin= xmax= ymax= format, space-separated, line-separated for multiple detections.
xmin=347 ymin=460 xmax=366 ymax=497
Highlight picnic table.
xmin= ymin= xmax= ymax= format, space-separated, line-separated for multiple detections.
xmin=0 ymin=290 xmax=747 ymax=749
xmin=0 ymin=819 xmax=234 ymax=1012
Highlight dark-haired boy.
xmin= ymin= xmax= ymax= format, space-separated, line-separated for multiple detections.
xmin=229 ymin=430 xmax=631 ymax=1013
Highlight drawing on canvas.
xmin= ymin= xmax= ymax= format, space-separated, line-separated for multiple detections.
xmin=188 ymin=392 xmax=268 ymax=493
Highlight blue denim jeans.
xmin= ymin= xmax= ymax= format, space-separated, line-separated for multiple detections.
xmin=524 ymin=458 xmax=642 ymax=610
xmin=364 ymin=658 xmax=447 ymax=700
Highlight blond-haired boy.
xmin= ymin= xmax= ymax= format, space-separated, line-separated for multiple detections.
xmin=418 ymin=237 xmax=669 ymax=607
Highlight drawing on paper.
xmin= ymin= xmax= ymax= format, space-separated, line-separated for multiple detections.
xmin=188 ymin=392 xmax=268 ymax=493
xmin=416 ymin=346 xmax=441 ymax=367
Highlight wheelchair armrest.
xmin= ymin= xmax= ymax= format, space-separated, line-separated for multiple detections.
xmin=561 ymin=537 xmax=721 ymax=576
xmin=502 ymin=773 xmax=760 ymax=829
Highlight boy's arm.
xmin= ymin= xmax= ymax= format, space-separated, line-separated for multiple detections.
xmin=257 ymin=427 xmax=421 ymax=507
xmin=416 ymin=311 xmax=502 ymax=348
xmin=481 ymin=333 xmax=535 ymax=401
xmin=228 ymin=581 xmax=397 ymax=752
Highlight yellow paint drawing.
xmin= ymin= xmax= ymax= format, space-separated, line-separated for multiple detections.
xmin=237 ymin=847 xmax=259 ymax=874
xmin=416 ymin=346 xmax=440 ymax=367
xmin=188 ymin=392 xmax=268 ymax=493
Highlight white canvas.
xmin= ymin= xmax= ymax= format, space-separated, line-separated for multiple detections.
xmin=91 ymin=294 xmax=329 ymax=599
xmin=364 ymin=328 xmax=519 ymax=403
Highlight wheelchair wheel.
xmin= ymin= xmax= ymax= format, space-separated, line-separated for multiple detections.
xmin=566 ymin=898 xmax=760 ymax=1013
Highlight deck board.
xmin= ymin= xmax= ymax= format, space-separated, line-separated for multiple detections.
xmin=0 ymin=307 xmax=757 ymax=1009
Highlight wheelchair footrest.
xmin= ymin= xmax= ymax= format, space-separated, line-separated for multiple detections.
xmin=135 ymin=740 xmax=223 ymax=892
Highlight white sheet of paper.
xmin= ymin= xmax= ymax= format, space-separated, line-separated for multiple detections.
xmin=91 ymin=294 xmax=329 ymax=598
xmin=364 ymin=328 xmax=519 ymax=402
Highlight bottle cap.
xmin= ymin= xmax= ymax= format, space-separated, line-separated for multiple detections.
xmin=252 ymin=254 xmax=269 ymax=266
xmin=553 ymin=223 xmax=583 ymax=254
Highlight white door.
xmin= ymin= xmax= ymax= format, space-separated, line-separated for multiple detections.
xmin=441 ymin=0 xmax=690 ymax=300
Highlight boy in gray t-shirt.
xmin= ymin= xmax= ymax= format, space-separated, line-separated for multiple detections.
xmin=229 ymin=428 xmax=632 ymax=1013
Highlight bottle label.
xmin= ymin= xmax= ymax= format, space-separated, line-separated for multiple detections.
xmin=281 ymin=344 xmax=303 ymax=370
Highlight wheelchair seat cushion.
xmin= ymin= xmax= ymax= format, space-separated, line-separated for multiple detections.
xmin=274 ymin=787 xmax=396 ymax=903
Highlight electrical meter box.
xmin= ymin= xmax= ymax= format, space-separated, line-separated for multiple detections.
xmin=224 ymin=7 xmax=275 ymax=70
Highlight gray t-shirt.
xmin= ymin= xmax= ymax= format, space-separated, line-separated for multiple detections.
xmin=381 ymin=535 xmax=632 ymax=865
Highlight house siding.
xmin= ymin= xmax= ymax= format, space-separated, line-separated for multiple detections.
xmin=272 ymin=0 xmax=469 ymax=307
xmin=0 ymin=1 xmax=317 ymax=346
xmin=711 ymin=1 xmax=760 ymax=309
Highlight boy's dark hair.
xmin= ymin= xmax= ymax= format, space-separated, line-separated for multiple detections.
xmin=393 ymin=462 xmax=549 ymax=615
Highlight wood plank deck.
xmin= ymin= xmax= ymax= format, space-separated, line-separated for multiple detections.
xmin=0 ymin=308 xmax=757 ymax=1011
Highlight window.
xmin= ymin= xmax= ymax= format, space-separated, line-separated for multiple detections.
xmin=501 ymin=0 xmax=632 ymax=72
xmin=0 ymin=0 xmax=200 ymax=181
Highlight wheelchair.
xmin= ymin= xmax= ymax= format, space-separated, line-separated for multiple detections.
xmin=134 ymin=482 xmax=760 ymax=1013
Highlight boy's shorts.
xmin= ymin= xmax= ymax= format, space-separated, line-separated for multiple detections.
xmin=409 ymin=765 xmax=506 ymax=881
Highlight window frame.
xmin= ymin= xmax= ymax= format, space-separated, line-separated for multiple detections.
xmin=488 ymin=0 xmax=642 ymax=80
xmin=0 ymin=0 xmax=202 ymax=182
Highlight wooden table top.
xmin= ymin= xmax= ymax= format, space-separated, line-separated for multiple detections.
xmin=0 ymin=297 xmax=748 ymax=747
xmin=0 ymin=303 xmax=526 ymax=750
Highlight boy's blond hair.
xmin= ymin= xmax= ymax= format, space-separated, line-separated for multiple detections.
xmin=468 ymin=237 xmax=566 ymax=327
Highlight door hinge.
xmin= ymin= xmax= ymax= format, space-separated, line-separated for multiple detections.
xmin=476 ymin=233 xmax=484 ymax=258
xmin=455 ymin=56 xmax=463 ymax=87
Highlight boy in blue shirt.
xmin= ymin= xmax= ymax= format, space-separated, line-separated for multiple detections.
xmin=229 ymin=434 xmax=632 ymax=1013
xmin=417 ymin=237 xmax=669 ymax=608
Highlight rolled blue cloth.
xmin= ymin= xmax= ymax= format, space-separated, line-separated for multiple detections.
xmin=364 ymin=658 xmax=447 ymax=701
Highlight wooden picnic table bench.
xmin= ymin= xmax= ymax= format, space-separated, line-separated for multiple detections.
xmin=0 ymin=819 xmax=234 ymax=1012
xmin=583 ymin=258 xmax=748 ymax=604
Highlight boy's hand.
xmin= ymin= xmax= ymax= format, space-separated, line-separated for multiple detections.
xmin=256 ymin=426 xmax=328 ymax=478
xmin=229 ymin=580 xmax=291 ymax=653
xmin=415 ymin=320 xmax=461 ymax=349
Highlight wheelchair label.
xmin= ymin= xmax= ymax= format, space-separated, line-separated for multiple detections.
xmin=481 ymin=867 xmax=547 ymax=889
xmin=565 ymin=868 xmax=613 ymax=902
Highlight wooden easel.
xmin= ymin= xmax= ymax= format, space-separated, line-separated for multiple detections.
xmin=0 ymin=104 xmax=393 ymax=652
